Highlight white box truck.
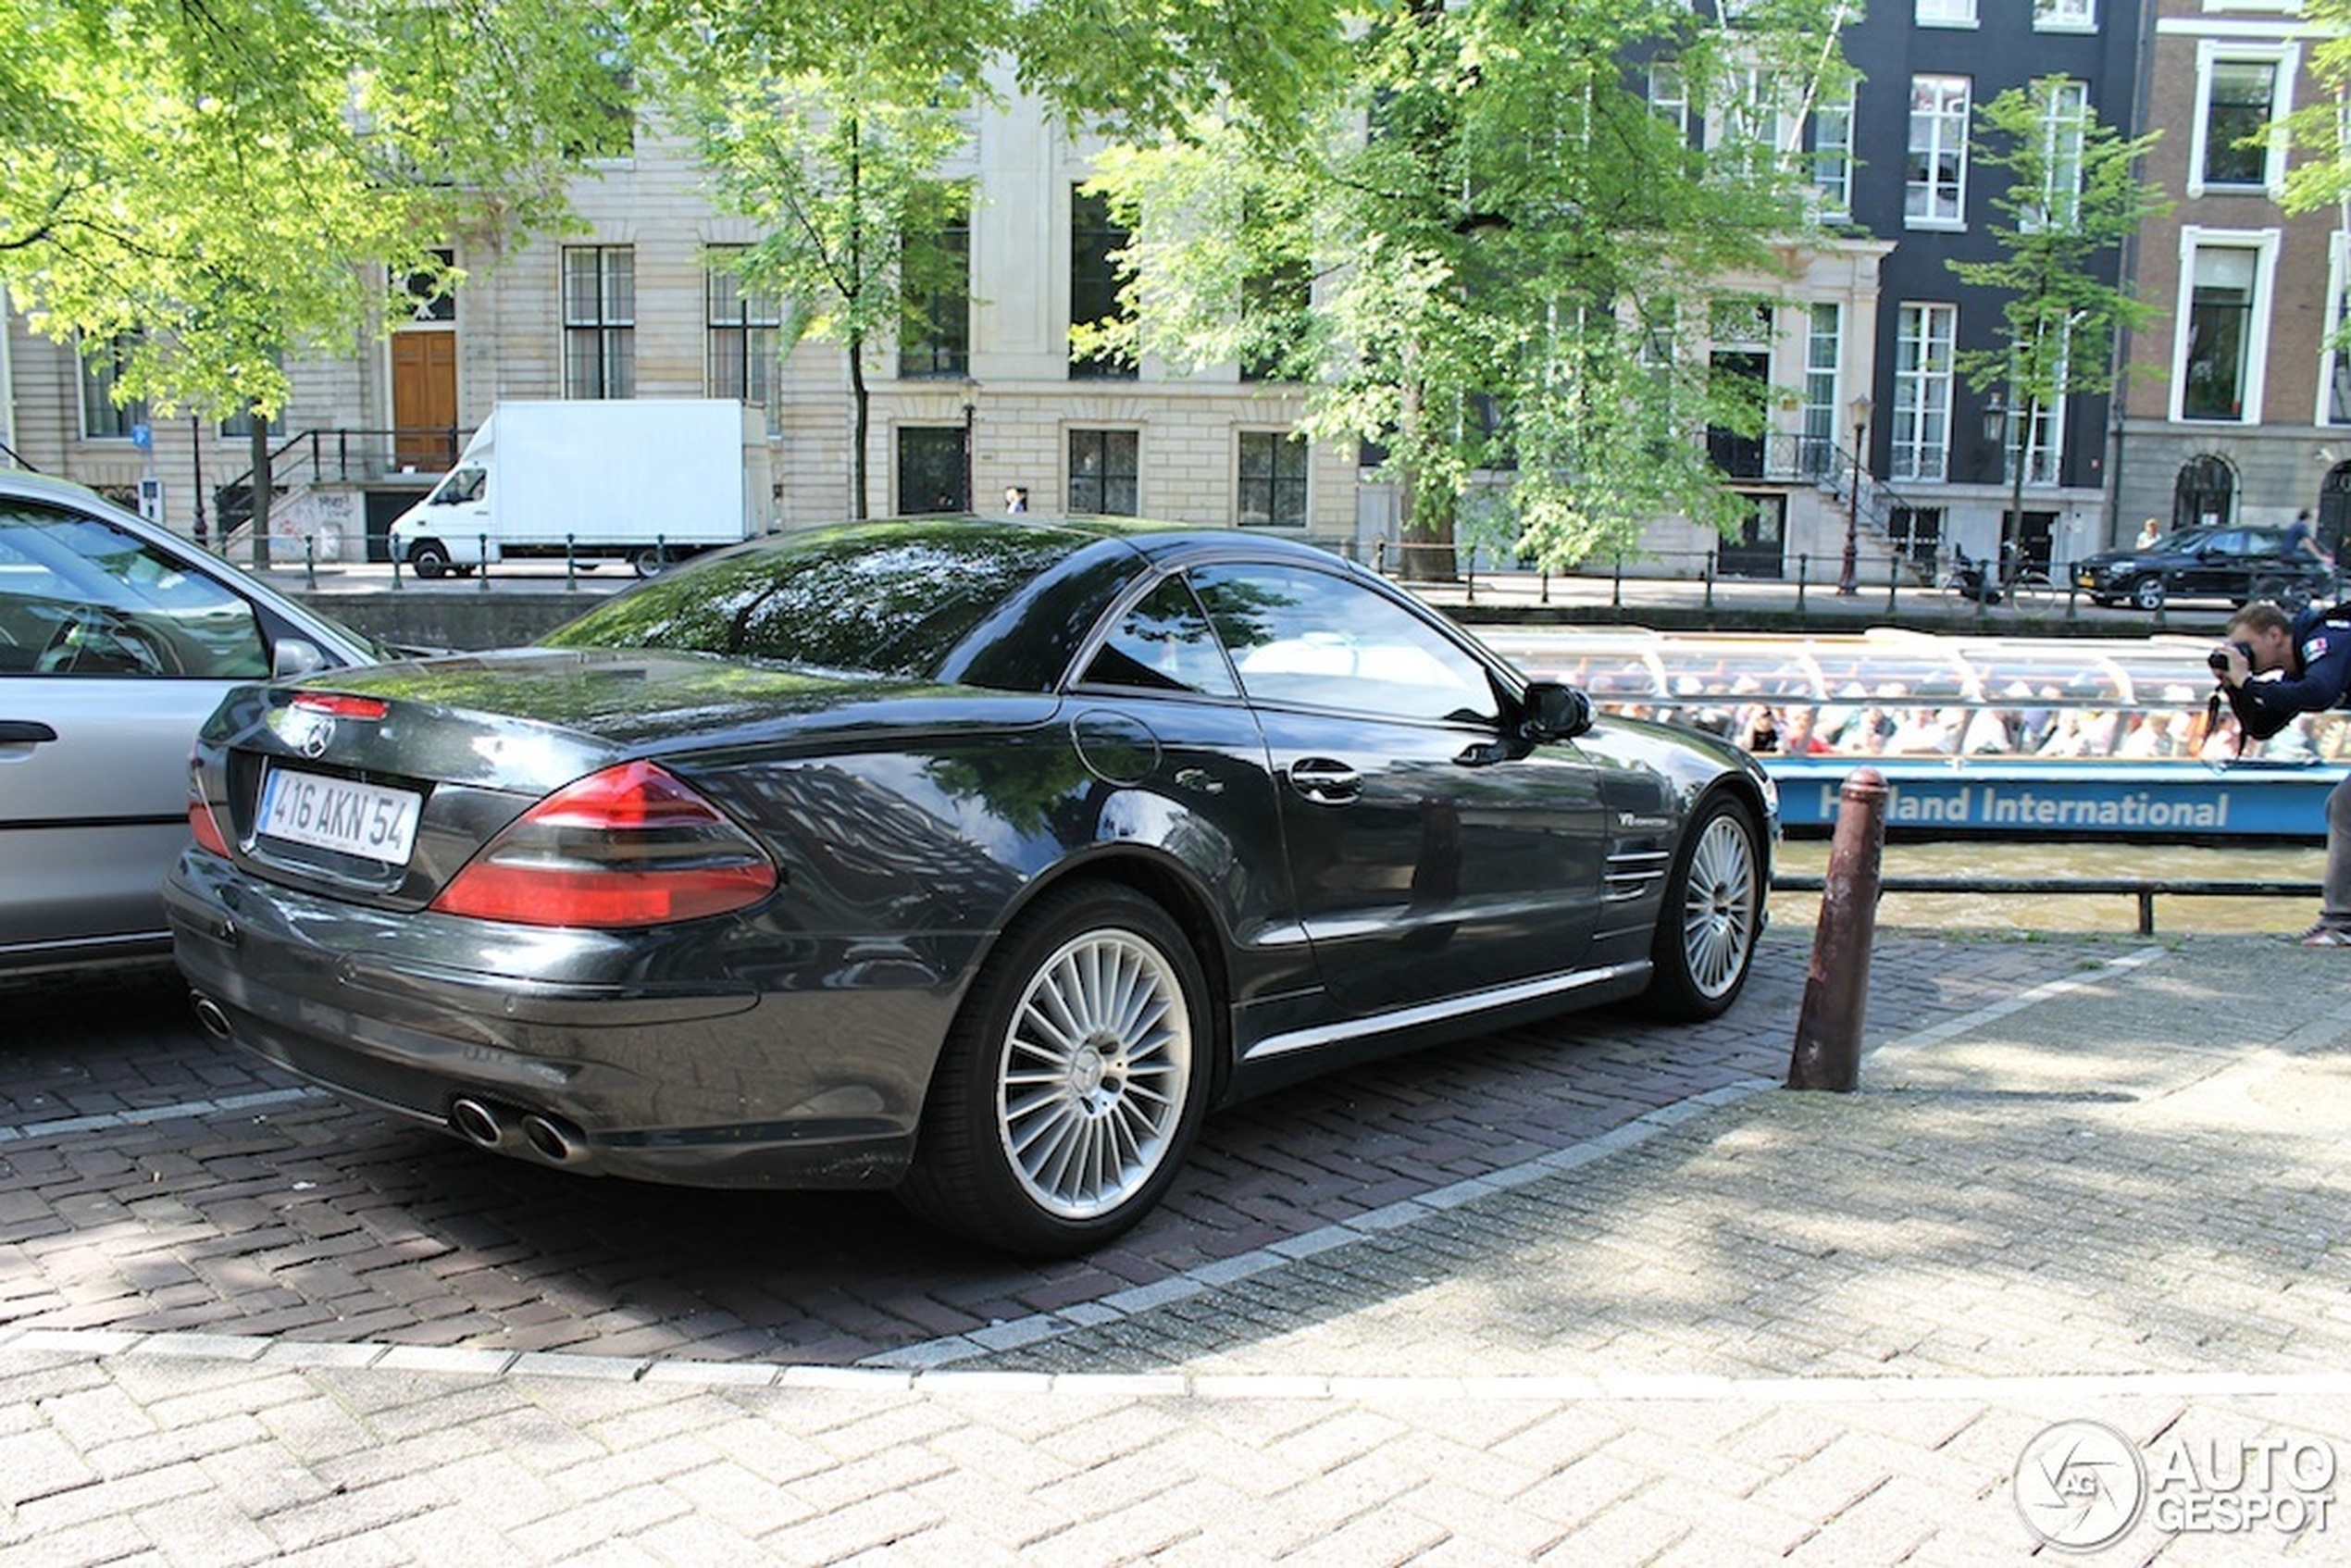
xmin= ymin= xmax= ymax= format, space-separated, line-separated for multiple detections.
xmin=388 ymin=400 xmax=773 ymax=578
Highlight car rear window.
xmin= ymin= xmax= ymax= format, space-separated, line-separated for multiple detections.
xmin=543 ymin=522 xmax=1089 ymax=678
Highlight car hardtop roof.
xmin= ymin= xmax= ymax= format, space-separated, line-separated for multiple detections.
xmin=0 ymin=467 xmax=155 ymax=529
xmin=769 ymin=513 xmax=1364 ymax=570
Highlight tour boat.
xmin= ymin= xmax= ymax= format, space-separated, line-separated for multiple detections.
xmin=1483 ymin=626 xmax=2348 ymax=841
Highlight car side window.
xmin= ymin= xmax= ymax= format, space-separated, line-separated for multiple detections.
xmin=1189 ymin=563 xmax=1501 ymax=725
xmin=0 ymin=504 xmax=268 ymax=679
xmin=1079 ymin=575 xmax=1238 ymax=698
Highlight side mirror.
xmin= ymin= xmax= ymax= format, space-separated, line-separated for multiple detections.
xmin=271 ymin=638 xmax=328 ymax=680
xmin=1520 ymin=679 xmax=1592 ymax=742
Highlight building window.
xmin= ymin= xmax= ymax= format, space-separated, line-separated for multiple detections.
xmin=1915 ymin=0 xmax=1976 ymax=25
xmin=1810 ymin=87 xmax=1855 ymax=220
xmin=1799 ymin=305 xmax=1841 ymax=480
xmin=1069 ymin=429 xmax=1138 ymax=514
xmin=901 ymin=201 xmax=971 ymax=380
xmin=1648 ymin=61 xmax=1689 ymax=140
xmin=2032 ymin=81 xmax=2089 ymax=230
xmin=705 ymin=249 xmax=778 ymax=406
xmin=1238 ymin=432 xmax=1309 ymax=528
xmin=79 ymin=333 xmax=147 ymax=441
xmin=2182 ymin=244 xmax=2262 ymax=422
xmin=2034 ymin=0 xmax=2095 ymax=31
xmin=2196 ymin=53 xmax=2286 ymax=193
xmin=1070 ymin=188 xmax=1136 ymax=380
xmin=1891 ymin=303 xmax=1956 ymax=483
xmin=2174 ymin=455 xmax=2236 ymax=532
xmin=562 ymin=245 xmax=635 ymax=400
xmin=2008 ymin=379 xmax=2067 ymax=487
xmin=395 ymin=249 xmax=457 ymax=324
xmin=1888 ymin=506 xmax=1944 ymax=573
xmin=1906 ymin=76 xmax=1971 ymax=230
xmin=2323 ymin=235 xmax=2351 ymax=426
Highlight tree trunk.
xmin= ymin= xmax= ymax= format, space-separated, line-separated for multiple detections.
xmin=248 ymin=417 xmax=272 ymax=569
xmin=1394 ymin=377 xmax=1458 ymax=580
xmin=849 ymin=330 xmax=870 ymax=519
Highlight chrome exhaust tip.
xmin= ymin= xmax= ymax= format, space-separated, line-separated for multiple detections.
xmin=449 ymin=1097 xmax=508 ymax=1150
xmin=190 ymin=994 xmax=233 ymax=1041
xmin=518 ymin=1113 xmax=585 ymax=1164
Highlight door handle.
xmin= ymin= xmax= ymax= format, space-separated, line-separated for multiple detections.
xmin=1287 ymin=758 xmax=1362 ymax=805
xmin=0 ymin=720 xmax=59 ymax=745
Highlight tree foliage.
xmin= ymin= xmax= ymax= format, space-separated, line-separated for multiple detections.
xmin=0 ymin=0 xmax=628 ymax=424
xmin=653 ymin=25 xmax=978 ymax=518
xmin=1081 ymin=0 xmax=1861 ymax=571
xmin=1947 ymin=78 xmax=2166 ymax=410
xmin=2280 ymin=0 xmax=2351 ymax=353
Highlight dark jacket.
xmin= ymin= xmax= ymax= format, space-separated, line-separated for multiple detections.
xmin=2229 ymin=604 xmax=2351 ymax=741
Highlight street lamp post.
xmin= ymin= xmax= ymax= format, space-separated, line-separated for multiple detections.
xmin=1983 ymin=389 xmax=2027 ymax=593
xmin=1836 ymin=394 xmax=1872 ymax=596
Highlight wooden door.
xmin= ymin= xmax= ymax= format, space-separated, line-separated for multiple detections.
xmin=392 ymin=333 xmax=458 ymax=470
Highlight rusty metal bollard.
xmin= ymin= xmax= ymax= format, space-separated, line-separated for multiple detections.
xmin=1787 ymin=767 xmax=1889 ymax=1091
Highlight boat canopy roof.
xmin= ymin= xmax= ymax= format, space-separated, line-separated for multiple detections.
xmin=1507 ymin=628 xmax=2218 ymax=711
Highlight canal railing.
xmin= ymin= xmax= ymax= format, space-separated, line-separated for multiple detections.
xmin=1771 ymin=875 xmax=2322 ymax=937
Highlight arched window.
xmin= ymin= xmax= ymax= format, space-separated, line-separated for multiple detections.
xmin=2173 ymin=454 xmax=2236 ymax=531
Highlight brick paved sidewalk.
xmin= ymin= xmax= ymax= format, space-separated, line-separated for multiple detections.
xmin=3 ymin=935 xmax=2346 ymax=1564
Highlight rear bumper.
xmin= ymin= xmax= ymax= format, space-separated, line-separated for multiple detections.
xmin=164 ymin=850 xmax=964 ymax=1189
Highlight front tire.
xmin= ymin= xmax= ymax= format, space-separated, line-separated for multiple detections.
xmin=1639 ymin=795 xmax=1764 ymax=1022
xmin=900 ymin=882 xmax=1213 ymax=1255
xmin=2132 ymin=575 xmax=2166 ymax=612
xmin=408 ymin=540 xmax=451 ymax=579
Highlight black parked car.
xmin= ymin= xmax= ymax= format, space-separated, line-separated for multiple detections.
xmin=168 ymin=518 xmax=1774 ymax=1254
xmin=2071 ymin=525 xmax=2334 ymax=612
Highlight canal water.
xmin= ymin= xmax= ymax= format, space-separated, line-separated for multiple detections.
xmin=1773 ymin=838 xmax=2325 ymax=936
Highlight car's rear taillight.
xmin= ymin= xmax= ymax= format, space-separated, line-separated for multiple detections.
xmin=187 ymin=753 xmax=230 ymax=857
xmin=429 ymin=760 xmax=777 ymax=927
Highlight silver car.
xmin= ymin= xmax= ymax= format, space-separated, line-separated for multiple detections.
xmin=0 ymin=470 xmax=378 ymax=976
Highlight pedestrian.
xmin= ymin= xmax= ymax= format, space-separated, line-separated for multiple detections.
xmin=2135 ymin=516 xmax=2160 ymax=551
xmin=1004 ymin=485 xmax=1028 ymax=514
xmin=2213 ymin=599 xmax=2351 ymax=944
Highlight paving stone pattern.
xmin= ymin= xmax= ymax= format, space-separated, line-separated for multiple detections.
xmin=3 ymin=932 xmax=2346 ymax=1564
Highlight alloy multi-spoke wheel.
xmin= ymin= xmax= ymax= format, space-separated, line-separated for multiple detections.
xmin=1677 ymin=812 xmax=1760 ymax=1002
xmin=901 ymin=881 xmax=1213 ymax=1255
xmin=995 ymin=931 xmax=1192 ymax=1219
xmin=1643 ymin=796 xmax=1764 ymax=1021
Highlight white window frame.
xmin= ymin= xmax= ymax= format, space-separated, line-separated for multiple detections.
xmin=2029 ymin=80 xmax=2090 ymax=231
xmin=1915 ymin=0 xmax=1978 ymax=27
xmin=2033 ymin=0 xmax=2096 ymax=32
xmin=2188 ymin=41 xmax=2296 ymax=200
xmin=1907 ymin=75 xmax=1972 ymax=231
xmin=2319 ymin=230 xmax=2351 ymax=428
xmin=1648 ymin=61 xmax=1689 ymax=140
xmin=1891 ymin=303 xmax=1957 ymax=483
xmin=2171 ymin=226 xmax=2282 ymax=427
xmin=1801 ymin=303 xmax=1842 ymax=479
xmin=1810 ymin=85 xmax=1856 ymax=221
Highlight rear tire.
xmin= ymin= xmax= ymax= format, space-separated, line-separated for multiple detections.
xmin=632 ymin=546 xmax=671 ymax=578
xmin=899 ymin=881 xmax=1213 ymax=1255
xmin=1639 ymin=795 xmax=1764 ymax=1022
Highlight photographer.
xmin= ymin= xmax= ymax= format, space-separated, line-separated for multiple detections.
xmin=2213 ymin=600 xmax=2351 ymax=944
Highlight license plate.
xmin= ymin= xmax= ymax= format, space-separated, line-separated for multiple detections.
xmin=256 ymin=768 xmax=422 ymax=865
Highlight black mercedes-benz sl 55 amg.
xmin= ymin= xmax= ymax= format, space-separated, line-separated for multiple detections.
xmin=168 ymin=517 xmax=1774 ymax=1254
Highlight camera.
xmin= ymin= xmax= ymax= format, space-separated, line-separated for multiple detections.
xmin=2209 ymin=638 xmax=2254 ymax=675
